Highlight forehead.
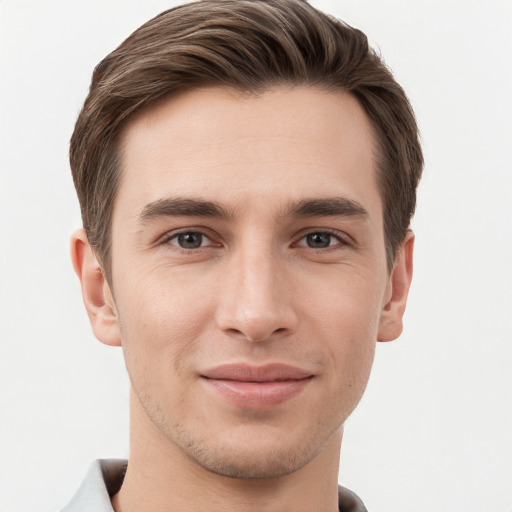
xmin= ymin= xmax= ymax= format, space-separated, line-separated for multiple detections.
xmin=117 ymin=86 xmax=381 ymax=221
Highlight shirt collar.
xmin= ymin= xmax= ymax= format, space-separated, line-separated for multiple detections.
xmin=61 ymin=459 xmax=367 ymax=512
xmin=61 ymin=459 xmax=126 ymax=512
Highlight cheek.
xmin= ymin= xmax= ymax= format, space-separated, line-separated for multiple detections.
xmin=317 ymin=302 xmax=377 ymax=420
xmin=325 ymin=302 xmax=377 ymax=385
xmin=302 ymin=264 xmax=384 ymax=337
xmin=113 ymin=268 xmax=216 ymax=376
xmin=300 ymin=270 xmax=383 ymax=388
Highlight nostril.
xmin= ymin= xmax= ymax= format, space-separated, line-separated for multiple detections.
xmin=234 ymin=326 xmax=291 ymax=343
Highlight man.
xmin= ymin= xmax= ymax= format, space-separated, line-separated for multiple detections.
xmin=64 ymin=0 xmax=423 ymax=510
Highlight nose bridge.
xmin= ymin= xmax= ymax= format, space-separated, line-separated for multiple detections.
xmin=216 ymin=236 xmax=297 ymax=342
xmin=239 ymin=243 xmax=278 ymax=306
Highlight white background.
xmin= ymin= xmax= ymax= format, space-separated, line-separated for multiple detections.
xmin=1 ymin=1 xmax=511 ymax=511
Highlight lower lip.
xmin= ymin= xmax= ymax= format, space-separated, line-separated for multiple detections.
xmin=201 ymin=377 xmax=313 ymax=409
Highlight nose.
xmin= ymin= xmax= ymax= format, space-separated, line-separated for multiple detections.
xmin=214 ymin=243 xmax=299 ymax=343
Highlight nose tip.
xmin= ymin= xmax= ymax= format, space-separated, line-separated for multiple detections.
xmin=225 ymin=312 xmax=291 ymax=343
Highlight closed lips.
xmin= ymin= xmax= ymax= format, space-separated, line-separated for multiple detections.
xmin=199 ymin=363 xmax=314 ymax=408
xmin=200 ymin=363 xmax=314 ymax=382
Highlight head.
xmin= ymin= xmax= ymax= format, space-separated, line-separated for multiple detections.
xmin=70 ymin=0 xmax=422 ymax=481
xmin=70 ymin=0 xmax=422 ymax=283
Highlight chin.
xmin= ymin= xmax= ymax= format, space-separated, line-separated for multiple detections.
xmin=178 ymin=434 xmax=316 ymax=479
xmin=168 ymin=420 xmax=338 ymax=480
xmin=201 ymin=458 xmax=306 ymax=480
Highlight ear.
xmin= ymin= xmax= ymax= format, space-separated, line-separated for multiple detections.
xmin=70 ymin=229 xmax=121 ymax=347
xmin=377 ymin=231 xmax=414 ymax=342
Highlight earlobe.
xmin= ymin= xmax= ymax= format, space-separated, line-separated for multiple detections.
xmin=377 ymin=231 xmax=414 ymax=342
xmin=70 ymin=229 xmax=121 ymax=347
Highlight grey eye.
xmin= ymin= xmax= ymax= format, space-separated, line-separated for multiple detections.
xmin=174 ymin=232 xmax=205 ymax=249
xmin=305 ymin=232 xmax=333 ymax=248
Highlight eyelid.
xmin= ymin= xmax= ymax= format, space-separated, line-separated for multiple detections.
xmin=168 ymin=232 xmax=212 ymax=248
xmin=159 ymin=227 xmax=221 ymax=248
xmin=154 ymin=226 xmax=351 ymax=250
xmin=293 ymin=228 xmax=351 ymax=248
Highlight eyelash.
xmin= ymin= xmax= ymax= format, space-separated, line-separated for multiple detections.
xmin=161 ymin=228 xmax=350 ymax=251
xmin=294 ymin=229 xmax=350 ymax=250
xmin=163 ymin=230 xmax=217 ymax=250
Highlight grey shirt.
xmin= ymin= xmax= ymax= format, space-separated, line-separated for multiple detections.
xmin=61 ymin=459 xmax=368 ymax=512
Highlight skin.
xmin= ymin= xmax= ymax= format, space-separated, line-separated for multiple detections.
xmin=71 ymin=86 xmax=414 ymax=512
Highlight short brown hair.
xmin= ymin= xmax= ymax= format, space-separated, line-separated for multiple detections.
xmin=70 ymin=0 xmax=423 ymax=282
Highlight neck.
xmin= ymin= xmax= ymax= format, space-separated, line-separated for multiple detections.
xmin=112 ymin=392 xmax=342 ymax=512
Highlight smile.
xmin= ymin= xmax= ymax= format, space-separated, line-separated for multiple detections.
xmin=200 ymin=363 xmax=314 ymax=409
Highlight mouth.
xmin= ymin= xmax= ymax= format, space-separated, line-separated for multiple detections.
xmin=200 ymin=363 xmax=314 ymax=409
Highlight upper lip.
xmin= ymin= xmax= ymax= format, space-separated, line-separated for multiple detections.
xmin=200 ymin=363 xmax=314 ymax=382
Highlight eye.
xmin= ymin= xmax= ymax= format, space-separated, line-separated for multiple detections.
xmin=167 ymin=231 xmax=212 ymax=249
xmin=296 ymin=231 xmax=346 ymax=249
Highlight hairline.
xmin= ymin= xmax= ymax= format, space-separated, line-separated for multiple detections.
xmin=97 ymin=83 xmax=395 ymax=286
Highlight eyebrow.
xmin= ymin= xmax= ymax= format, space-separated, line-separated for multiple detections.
xmin=282 ymin=197 xmax=369 ymax=220
xmin=138 ymin=196 xmax=368 ymax=224
xmin=139 ymin=197 xmax=234 ymax=223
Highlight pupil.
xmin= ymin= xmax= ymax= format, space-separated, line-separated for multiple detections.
xmin=307 ymin=233 xmax=331 ymax=248
xmin=178 ymin=232 xmax=202 ymax=249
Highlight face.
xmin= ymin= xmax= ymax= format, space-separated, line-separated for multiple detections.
xmin=79 ymin=86 xmax=410 ymax=479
